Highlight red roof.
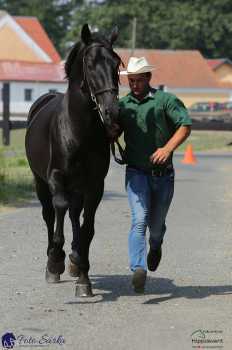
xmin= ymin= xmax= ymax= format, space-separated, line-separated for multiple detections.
xmin=0 ymin=60 xmax=66 ymax=82
xmin=207 ymin=59 xmax=224 ymax=69
xmin=14 ymin=16 xmax=61 ymax=63
xmin=218 ymin=81 xmax=232 ymax=89
xmin=117 ymin=49 xmax=221 ymax=89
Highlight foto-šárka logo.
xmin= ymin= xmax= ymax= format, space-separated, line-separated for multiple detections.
xmin=1 ymin=332 xmax=65 ymax=348
xmin=2 ymin=333 xmax=16 ymax=349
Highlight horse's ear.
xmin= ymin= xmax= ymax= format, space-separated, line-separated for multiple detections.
xmin=109 ymin=26 xmax=118 ymax=45
xmin=81 ymin=24 xmax=92 ymax=44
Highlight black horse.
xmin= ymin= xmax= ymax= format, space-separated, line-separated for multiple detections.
xmin=25 ymin=24 xmax=121 ymax=297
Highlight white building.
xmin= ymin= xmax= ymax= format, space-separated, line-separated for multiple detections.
xmin=0 ymin=11 xmax=67 ymax=118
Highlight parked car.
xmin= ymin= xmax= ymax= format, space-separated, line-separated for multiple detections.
xmin=220 ymin=101 xmax=232 ymax=111
xmin=188 ymin=102 xmax=222 ymax=112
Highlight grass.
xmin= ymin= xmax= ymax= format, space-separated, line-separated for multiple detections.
xmin=119 ymin=130 xmax=232 ymax=153
xmin=0 ymin=128 xmax=232 ymax=210
xmin=0 ymin=129 xmax=34 ymax=209
xmin=177 ymin=130 xmax=232 ymax=152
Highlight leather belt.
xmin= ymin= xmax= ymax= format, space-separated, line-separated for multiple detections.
xmin=127 ymin=165 xmax=174 ymax=177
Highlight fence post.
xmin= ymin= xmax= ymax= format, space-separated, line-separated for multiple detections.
xmin=2 ymin=82 xmax=10 ymax=146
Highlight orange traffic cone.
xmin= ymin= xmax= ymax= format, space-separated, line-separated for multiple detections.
xmin=181 ymin=144 xmax=197 ymax=165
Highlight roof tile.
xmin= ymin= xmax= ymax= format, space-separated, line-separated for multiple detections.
xmin=117 ymin=49 xmax=221 ymax=89
xmin=14 ymin=16 xmax=61 ymax=63
xmin=207 ymin=59 xmax=225 ymax=70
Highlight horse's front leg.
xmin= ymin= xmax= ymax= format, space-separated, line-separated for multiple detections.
xmin=46 ymin=169 xmax=68 ymax=283
xmin=68 ymin=194 xmax=84 ymax=277
xmin=75 ymin=182 xmax=104 ymax=297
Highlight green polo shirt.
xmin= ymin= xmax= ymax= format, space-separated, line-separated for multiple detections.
xmin=119 ymin=88 xmax=192 ymax=170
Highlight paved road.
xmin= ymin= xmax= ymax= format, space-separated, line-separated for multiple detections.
xmin=0 ymin=154 xmax=232 ymax=350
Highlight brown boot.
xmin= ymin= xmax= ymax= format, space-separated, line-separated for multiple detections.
xmin=132 ymin=268 xmax=147 ymax=293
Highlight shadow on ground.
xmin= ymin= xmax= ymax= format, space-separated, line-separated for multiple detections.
xmin=63 ymin=274 xmax=232 ymax=305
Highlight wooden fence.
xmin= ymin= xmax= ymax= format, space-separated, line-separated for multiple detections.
xmin=1 ymin=83 xmax=232 ymax=146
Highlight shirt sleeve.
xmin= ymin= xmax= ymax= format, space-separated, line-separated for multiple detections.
xmin=165 ymin=94 xmax=192 ymax=128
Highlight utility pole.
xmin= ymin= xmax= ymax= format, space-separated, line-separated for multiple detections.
xmin=2 ymin=82 xmax=10 ymax=146
xmin=131 ymin=17 xmax=137 ymax=56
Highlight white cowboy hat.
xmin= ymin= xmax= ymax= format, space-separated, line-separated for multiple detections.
xmin=120 ymin=56 xmax=155 ymax=75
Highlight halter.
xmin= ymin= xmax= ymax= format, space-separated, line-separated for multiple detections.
xmin=82 ymin=43 xmax=119 ymax=123
xmin=82 ymin=43 xmax=125 ymax=165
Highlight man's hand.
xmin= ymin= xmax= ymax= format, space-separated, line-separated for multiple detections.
xmin=150 ymin=147 xmax=172 ymax=164
xmin=150 ymin=126 xmax=191 ymax=164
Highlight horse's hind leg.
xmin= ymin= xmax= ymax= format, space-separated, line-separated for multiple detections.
xmin=75 ymin=182 xmax=104 ymax=297
xmin=35 ymin=173 xmax=66 ymax=283
xmin=46 ymin=205 xmax=67 ymax=282
xmin=34 ymin=175 xmax=54 ymax=253
xmin=45 ymin=169 xmax=68 ymax=281
xmin=34 ymin=175 xmax=57 ymax=282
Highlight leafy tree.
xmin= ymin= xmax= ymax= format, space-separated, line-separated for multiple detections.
xmin=67 ymin=0 xmax=232 ymax=59
xmin=1 ymin=0 xmax=232 ymax=58
xmin=0 ymin=0 xmax=77 ymax=55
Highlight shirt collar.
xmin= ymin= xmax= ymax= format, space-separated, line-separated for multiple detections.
xmin=127 ymin=88 xmax=157 ymax=103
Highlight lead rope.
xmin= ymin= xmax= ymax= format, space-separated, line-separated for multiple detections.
xmin=111 ymin=140 xmax=126 ymax=165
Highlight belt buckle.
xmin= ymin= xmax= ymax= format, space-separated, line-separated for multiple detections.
xmin=151 ymin=169 xmax=160 ymax=176
xmin=152 ymin=169 xmax=164 ymax=177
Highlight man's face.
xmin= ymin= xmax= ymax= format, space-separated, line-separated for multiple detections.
xmin=128 ymin=73 xmax=151 ymax=97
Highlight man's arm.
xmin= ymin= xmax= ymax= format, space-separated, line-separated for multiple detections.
xmin=150 ymin=125 xmax=191 ymax=165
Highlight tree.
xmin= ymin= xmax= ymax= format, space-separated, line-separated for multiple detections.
xmin=66 ymin=0 xmax=232 ymax=59
xmin=1 ymin=0 xmax=232 ymax=58
xmin=0 ymin=0 xmax=77 ymax=55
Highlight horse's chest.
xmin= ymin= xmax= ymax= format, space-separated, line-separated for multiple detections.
xmin=65 ymin=151 xmax=109 ymax=193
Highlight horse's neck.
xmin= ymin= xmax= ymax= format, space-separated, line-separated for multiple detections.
xmin=65 ymin=85 xmax=95 ymax=141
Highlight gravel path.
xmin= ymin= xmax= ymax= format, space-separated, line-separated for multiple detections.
xmin=0 ymin=154 xmax=231 ymax=350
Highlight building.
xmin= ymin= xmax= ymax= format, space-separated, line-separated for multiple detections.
xmin=0 ymin=10 xmax=67 ymax=118
xmin=207 ymin=58 xmax=232 ymax=89
xmin=117 ymin=49 xmax=232 ymax=107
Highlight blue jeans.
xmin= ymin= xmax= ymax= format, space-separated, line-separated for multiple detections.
xmin=125 ymin=167 xmax=175 ymax=272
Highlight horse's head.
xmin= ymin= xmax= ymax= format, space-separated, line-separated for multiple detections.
xmin=81 ymin=24 xmax=122 ymax=140
xmin=65 ymin=24 xmax=122 ymax=141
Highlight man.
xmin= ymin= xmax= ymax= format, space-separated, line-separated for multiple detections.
xmin=119 ymin=57 xmax=192 ymax=293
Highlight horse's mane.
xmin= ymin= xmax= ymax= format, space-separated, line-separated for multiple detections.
xmin=64 ymin=32 xmax=123 ymax=80
xmin=65 ymin=41 xmax=83 ymax=79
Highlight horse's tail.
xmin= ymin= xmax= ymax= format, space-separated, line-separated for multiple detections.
xmin=27 ymin=92 xmax=63 ymax=127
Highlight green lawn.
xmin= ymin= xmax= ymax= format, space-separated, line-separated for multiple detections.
xmin=0 ymin=128 xmax=231 ymax=209
xmin=2 ymin=128 xmax=27 ymax=151
xmin=119 ymin=130 xmax=232 ymax=153
xmin=177 ymin=130 xmax=232 ymax=152
xmin=3 ymin=128 xmax=232 ymax=153
xmin=0 ymin=129 xmax=34 ymax=209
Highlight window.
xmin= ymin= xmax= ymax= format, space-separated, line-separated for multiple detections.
xmin=24 ymin=89 xmax=33 ymax=101
xmin=49 ymin=89 xmax=57 ymax=93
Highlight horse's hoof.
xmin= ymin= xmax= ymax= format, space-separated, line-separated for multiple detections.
xmin=47 ymin=259 xmax=65 ymax=275
xmin=68 ymin=261 xmax=80 ymax=277
xmin=75 ymin=283 xmax=93 ymax=297
xmin=45 ymin=267 xmax=60 ymax=283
